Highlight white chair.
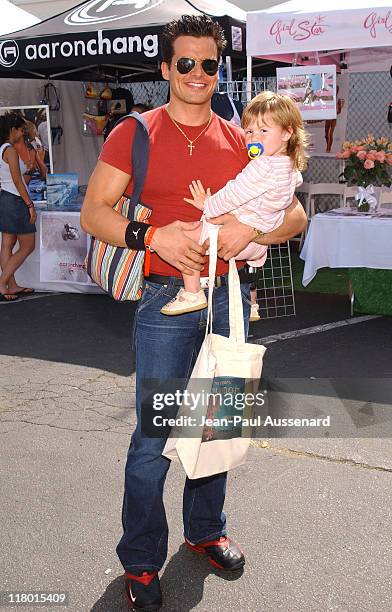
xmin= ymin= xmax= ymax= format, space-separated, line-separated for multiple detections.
xmin=378 ymin=188 xmax=392 ymax=211
xmin=297 ymin=183 xmax=344 ymax=248
xmin=308 ymin=183 xmax=345 ymax=217
xmin=292 ymin=182 xmax=310 ymax=247
xmin=342 ymin=185 xmax=359 ymax=208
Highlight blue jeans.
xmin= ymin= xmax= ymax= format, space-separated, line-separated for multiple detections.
xmin=117 ymin=278 xmax=251 ymax=571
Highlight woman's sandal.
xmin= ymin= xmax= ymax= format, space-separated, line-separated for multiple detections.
xmin=0 ymin=293 xmax=19 ymax=302
xmin=13 ymin=288 xmax=35 ymax=296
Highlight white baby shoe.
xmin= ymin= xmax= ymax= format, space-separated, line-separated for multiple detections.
xmin=250 ymin=303 xmax=261 ymax=322
xmin=160 ymin=288 xmax=208 ymax=316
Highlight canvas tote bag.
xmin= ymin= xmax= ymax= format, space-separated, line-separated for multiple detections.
xmin=162 ymin=228 xmax=267 ymax=479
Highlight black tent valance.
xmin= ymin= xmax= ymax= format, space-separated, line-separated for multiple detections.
xmin=0 ymin=0 xmax=247 ymax=81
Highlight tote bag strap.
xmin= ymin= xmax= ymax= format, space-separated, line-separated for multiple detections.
xmin=228 ymin=258 xmax=245 ymax=344
xmin=205 ymin=225 xmax=219 ymax=337
xmin=205 ymin=228 xmax=245 ymax=343
xmin=112 ymin=112 xmax=150 ymax=216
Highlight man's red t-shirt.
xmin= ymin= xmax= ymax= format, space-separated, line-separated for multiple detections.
xmin=99 ymin=106 xmax=248 ymax=277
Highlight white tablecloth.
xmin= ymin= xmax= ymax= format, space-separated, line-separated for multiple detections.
xmin=300 ymin=213 xmax=392 ymax=286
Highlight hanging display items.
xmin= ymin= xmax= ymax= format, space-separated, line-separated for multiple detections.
xmin=276 ymin=65 xmax=337 ymax=120
xmin=40 ymin=82 xmax=63 ymax=148
xmin=0 ymin=105 xmax=53 ymax=208
xmin=82 ymin=83 xmax=135 ymax=136
xmin=82 ymin=82 xmax=110 ymax=136
xmin=40 ymin=212 xmax=91 ymax=284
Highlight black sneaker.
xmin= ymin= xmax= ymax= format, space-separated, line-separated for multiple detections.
xmin=124 ymin=570 xmax=162 ymax=611
xmin=185 ymin=535 xmax=245 ymax=571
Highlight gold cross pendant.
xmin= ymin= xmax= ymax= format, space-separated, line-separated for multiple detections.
xmin=188 ymin=142 xmax=195 ymax=156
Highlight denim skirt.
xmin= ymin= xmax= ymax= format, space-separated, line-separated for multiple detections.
xmin=0 ymin=190 xmax=36 ymax=234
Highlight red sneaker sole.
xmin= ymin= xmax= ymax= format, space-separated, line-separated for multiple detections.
xmin=185 ymin=540 xmax=245 ymax=571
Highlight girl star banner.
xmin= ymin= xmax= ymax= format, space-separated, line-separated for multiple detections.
xmin=247 ymin=1 xmax=392 ymax=56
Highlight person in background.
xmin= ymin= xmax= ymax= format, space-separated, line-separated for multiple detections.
xmin=325 ymin=85 xmax=345 ymax=153
xmin=103 ymin=102 xmax=152 ymax=141
xmin=0 ymin=113 xmax=37 ymax=300
xmin=131 ymin=103 xmax=153 ymax=114
xmin=14 ymin=120 xmax=47 ymax=184
xmin=37 ymin=118 xmax=50 ymax=165
xmin=27 ymin=122 xmax=46 ymax=165
xmin=249 ymin=277 xmax=260 ymax=322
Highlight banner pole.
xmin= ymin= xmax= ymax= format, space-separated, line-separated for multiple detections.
xmin=246 ymin=55 xmax=252 ymax=102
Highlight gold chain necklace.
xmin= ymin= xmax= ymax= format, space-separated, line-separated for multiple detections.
xmin=165 ymin=106 xmax=212 ymax=157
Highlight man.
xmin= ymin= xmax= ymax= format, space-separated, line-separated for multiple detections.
xmin=37 ymin=119 xmax=50 ymax=165
xmin=81 ymin=15 xmax=306 ymax=611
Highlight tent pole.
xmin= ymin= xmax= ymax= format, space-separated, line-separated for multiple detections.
xmin=50 ymin=65 xmax=96 ymax=79
xmin=246 ymin=55 xmax=252 ymax=102
xmin=225 ymin=56 xmax=232 ymax=82
xmin=106 ymin=63 xmax=156 ymax=73
xmin=21 ymin=70 xmax=46 ymax=78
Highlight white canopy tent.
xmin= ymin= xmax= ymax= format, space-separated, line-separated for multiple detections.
xmin=246 ymin=0 xmax=392 ymax=83
xmin=0 ymin=0 xmax=39 ymax=35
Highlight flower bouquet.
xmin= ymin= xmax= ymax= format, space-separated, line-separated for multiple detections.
xmin=336 ymin=135 xmax=392 ymax=211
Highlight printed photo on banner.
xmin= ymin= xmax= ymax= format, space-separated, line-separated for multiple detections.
xmin=276 ymin=65 xmax=337 ymax=121
xmin=305 ymin=73 xmax=349 ymax=157
xmin=0 ymin=105 xmax=53 ymax=209
xmin=47 ymin=173 xmax=80 ymax=211
xmin=40 ymin=212 xmax=91 ymax=284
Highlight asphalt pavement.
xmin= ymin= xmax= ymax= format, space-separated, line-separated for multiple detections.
xmin=1 ymin=291 xmax=391 ymax=612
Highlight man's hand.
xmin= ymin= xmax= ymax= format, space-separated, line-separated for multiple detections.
xmin=208 ymin=214 xmax=254 ymax=261
xmin=151 ymin=220 xmax=206 ymax=275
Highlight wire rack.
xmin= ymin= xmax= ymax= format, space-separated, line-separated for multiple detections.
xmin=128 ymin=78 xmax=278 ymax=107
xmin=217 ymin=77 xmax=277 ymax=102
xmin=251 ymin=243 xmax=296 ymax=319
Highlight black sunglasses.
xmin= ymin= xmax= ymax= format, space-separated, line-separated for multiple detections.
xmin=175 ymin=57 xmax=219 ymax=76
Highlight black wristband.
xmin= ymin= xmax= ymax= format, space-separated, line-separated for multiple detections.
xmin=124 ymin=222 xmax=150 ymax=250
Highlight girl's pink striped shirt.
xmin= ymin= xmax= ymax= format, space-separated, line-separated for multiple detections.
xmin=204 ymin=154 xmax=302 ymax=233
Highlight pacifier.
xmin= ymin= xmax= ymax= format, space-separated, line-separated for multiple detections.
xmin=247 ymin=142 xmax=264 ymax=159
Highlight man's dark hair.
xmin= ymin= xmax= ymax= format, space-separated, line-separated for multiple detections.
xmin=161 ymin=14 xmax=227 ymax=65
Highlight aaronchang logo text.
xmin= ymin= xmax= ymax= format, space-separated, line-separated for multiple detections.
xmin=24 ymin=30 xmax=158 ymax=62
xmin=64 ymin=0 xmax=163 ymax=26
xmin=0 ymin=40 xmax=19 ymax=68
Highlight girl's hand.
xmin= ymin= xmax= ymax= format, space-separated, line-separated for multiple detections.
xmin=29 ymin=206 xmax=37 ymax=224
xmin=184 ymin=180 xmax=211 ymax=210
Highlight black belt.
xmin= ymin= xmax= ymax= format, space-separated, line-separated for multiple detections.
xmin=146 ymin=267 xmax=249 ymax=288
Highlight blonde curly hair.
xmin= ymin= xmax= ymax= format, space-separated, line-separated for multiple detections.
xmin=242 ymin=91 xmax=309 ymax=171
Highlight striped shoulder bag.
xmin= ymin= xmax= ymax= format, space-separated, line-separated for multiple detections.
xmin=85 ymin=112 xmax=151 ymax=301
